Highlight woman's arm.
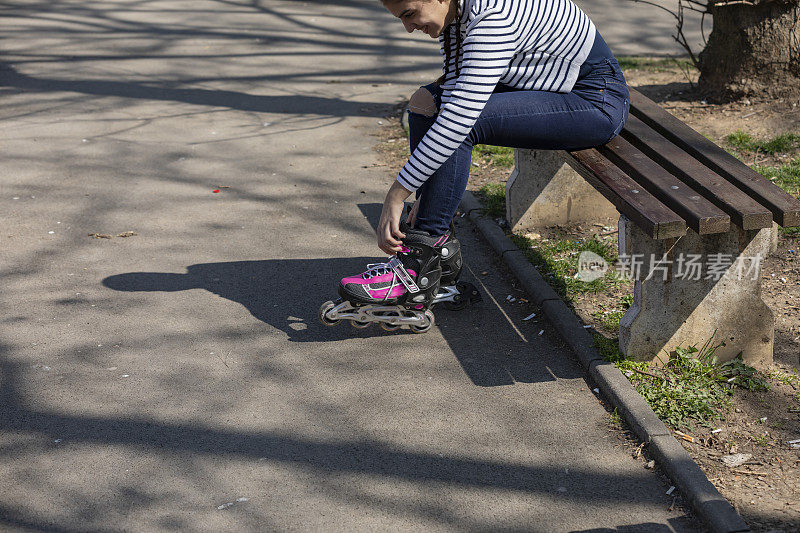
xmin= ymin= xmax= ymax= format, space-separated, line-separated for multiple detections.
xmin=396 ymin=7 xmax=517 ymax=193
xmin=377 ymin=180 xmax=413 ymax=254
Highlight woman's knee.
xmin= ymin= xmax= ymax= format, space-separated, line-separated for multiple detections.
xmin=408 ymin=86 xmax=438 ymax=117
xmin=408 ymin=82 xmax=443 ymax=117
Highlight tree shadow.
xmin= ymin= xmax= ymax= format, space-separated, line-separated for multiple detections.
xmin=1 ymin=0 xmax=441 ymax=118
xmin=631 ymin=82 xmax=701 ymax=105
xmin=0 ymin=61 xmax=397 ymax=118
xmin=0 ymin=351 xmax=696 ymax=532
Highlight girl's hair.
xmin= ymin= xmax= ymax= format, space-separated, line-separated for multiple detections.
xmin=443 ymin=4 xmax=462 ymax=79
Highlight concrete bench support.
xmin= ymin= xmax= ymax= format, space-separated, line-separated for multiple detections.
xmin=505 ymin=149 xmax=618 ymax=232
xmin=618 ymin=215 xmax=775 ymax=366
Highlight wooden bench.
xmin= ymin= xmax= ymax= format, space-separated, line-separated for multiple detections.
xmin=505 ymin=88 xmax=800 ymax=365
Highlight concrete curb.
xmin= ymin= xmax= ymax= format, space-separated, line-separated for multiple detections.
xmin=459 ymin=191 xmax=750 ymax=533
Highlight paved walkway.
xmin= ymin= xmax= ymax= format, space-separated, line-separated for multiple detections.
xmin=1 ymin=1 xmax=701 ymax=530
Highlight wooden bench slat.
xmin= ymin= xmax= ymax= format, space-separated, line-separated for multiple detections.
xmin=599 ymin=135 xmax=731 ymax=234
xmin=629 ymin=88 xmax=800 ymax=227
xmin=621 ymin=115 xmax=773 ymax=231
xmin=565 ymin=148 xmax=686 ymax=239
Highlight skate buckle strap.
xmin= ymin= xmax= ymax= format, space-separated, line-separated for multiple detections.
xmin=387 ymin=256 xmax=420 ymax=294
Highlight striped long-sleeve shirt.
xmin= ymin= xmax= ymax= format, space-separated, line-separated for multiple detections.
xmin=397 ymin=0 xmax=596 ymax=192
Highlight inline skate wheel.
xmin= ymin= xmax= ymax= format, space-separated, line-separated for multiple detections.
xmin=410 ymin=310 xmax=435 ymax=334
xmin=318 ymin=300 xmax=340 ymax=326
xmin=380 ymin=322 xmax=400 ymax=332
xmin=350 ymin=319 xmax=371 ymax=329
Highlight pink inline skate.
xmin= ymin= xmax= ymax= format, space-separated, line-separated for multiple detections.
xmin=318 ymin=222 xmax=480 ymax=333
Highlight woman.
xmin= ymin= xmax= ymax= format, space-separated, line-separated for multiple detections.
xmin=326 ymin=0 xmax=629 ymax=330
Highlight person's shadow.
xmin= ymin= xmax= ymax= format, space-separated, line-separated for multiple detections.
xmin=102 ymin=255 xmax=391 ymax=343
xmin=103 ymin=204 xmax=583 ymax=386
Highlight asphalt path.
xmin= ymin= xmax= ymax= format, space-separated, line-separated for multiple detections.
xmin=1 ymin=1 xmax=703 ymax=530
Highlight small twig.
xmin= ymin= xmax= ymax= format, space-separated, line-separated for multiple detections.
xmin=626 ymin=0 xmax=681 ymax=21
xmin=634 ymin=442 xmax=645 ymax=459
xmin=625 ymin=0 xmax=704 ymax=72
xmin=673 ymin=1 xmax=701 ymax=72
xmin=700 ymin=11 xmax=708 ymax=46
xmin=214 ymin=352 xmax=230 ymax=368
xmin=632 ymin=367 xmax=663 ymax=380
xmin=732 ymin=469 xmax=769 ymax=476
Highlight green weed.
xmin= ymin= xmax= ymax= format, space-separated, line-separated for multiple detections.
xmin=769 ymin=369 xmax=800 ymax=389
xmin=753 ymin=432 xmax=770 ymax=447
xmin=592 ymin=333 xmax=625 ymax=363
xmin=610 ymin=337 xmax=771 ymax=430
xmin=478 ymin=183 xmax=506 ymax=218
xmin=720 ymin=355 xmax=771 ymax=391
xmin=592 ymin=294 xmax=634 ymax=331
xmin=608 ymin=408 xmax=625 ymax=429
xmin=599 ymin=309 xmax=626 ymax=331
xmin=627 ymin=341 xmax=732 ymax=429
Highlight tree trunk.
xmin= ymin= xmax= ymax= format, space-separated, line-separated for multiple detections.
xmin=698 ymin=0 xmax=800 ymax=102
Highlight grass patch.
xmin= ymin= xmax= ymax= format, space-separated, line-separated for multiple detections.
xmin=753 ymin=432 xmax=771 ymax=447
xmin=726 ymin=131 xmax=800 ymax=155
xmin=592 ymin=294 xmax=634 ymax=331
xmin=769 ymin=369 xmax=800 ymax=389
xmin=616 ymin=56 xmax=695 ymax=73
xmin=473 ymin=144 xmax=515 ymax=168
xmin=478 ymin=182 xmax=506 ymax=218
xmin=592 ymin=332 xmax=625 ymax=362
xmin=756 ymin=157 xmax=800 ymax=237
xmin=769 ymin=369 xmax=800 ymax=402
xmin=755 ymin=156 xmax=800 ymax=198
xmin=510 ymin=232 xmax=623 ymax=299
xmin=613 ymin=338 xmax=770 ymax=430
xmin=608 ymin=408 xmax=625 ymax=429
xmin=725 ymin=141 xmax=800 ymax=237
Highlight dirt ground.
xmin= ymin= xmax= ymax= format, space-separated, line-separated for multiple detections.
xmin=373 ymin=64 xmax=800 ymax=532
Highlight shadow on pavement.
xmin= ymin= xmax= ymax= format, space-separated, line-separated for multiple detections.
xmin=102 ymin=251 xmax=584 ymax=387
xmin=0 ymin=62 xmax=391 ymax=118
xmin=0 ymin=350 xmax=687 ymax=531
xmin=571 ymin=525 xmax=684 ymax=533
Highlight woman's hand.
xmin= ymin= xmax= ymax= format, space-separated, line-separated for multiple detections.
xmin=377 ymin=180 xmax=413 ymax=254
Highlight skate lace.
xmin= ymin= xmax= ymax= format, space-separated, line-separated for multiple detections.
xmin=362 ymin=262 xmax=392 ymax=279
xmin=362 ymin=261 xmax=399 ymax=302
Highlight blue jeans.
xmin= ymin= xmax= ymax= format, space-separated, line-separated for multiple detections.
xmin=408 ymin=58 xmax=630 ymax=236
